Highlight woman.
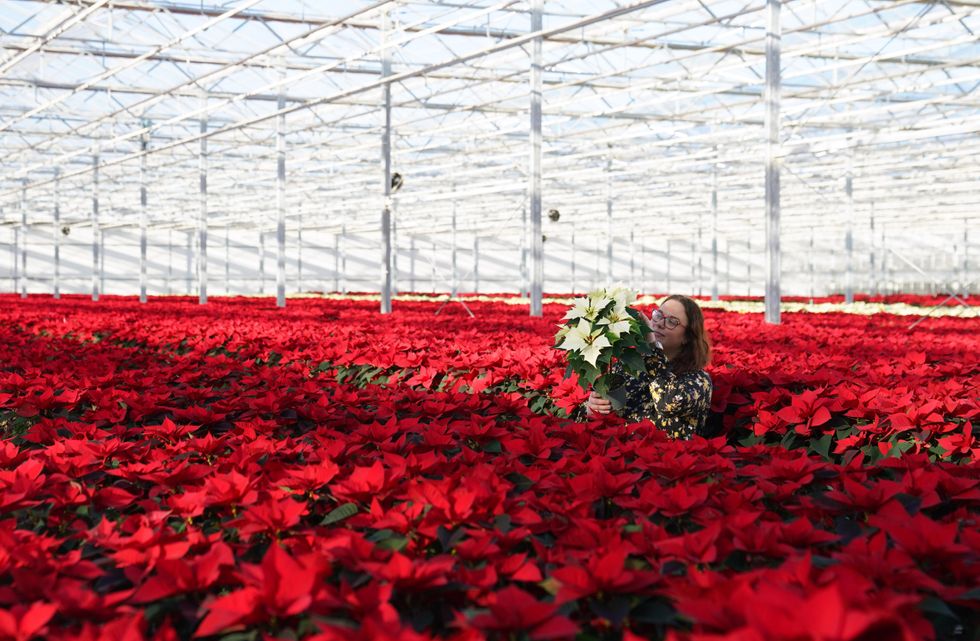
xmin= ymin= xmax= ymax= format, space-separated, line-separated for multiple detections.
xmin=585 ymin=294 xmax=712 ymax=439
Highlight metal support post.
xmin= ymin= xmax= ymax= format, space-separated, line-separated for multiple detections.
xmin=11 ymin=223 xmax=17 ymax=296
xmin=334 ymin=228 xmax=341 ymax=293
xmin=726 ymin=238 xmax=731 ymax=295
xmin=297 ymin=217 xmax=303 ymax=294
xmin=380 ymin=9 xmax=393 ymax=314
xmin=186 ymin=231 xmax=193 ymax=295
xmin=690 ymin=237 xmax=696 ymax=294
xmin=606 ymin=150 xmax=613 ymax=283
xmin=747 ymin=237 xmax=753 ymax=297
xmin=595 ymin=237 xmax=601 ymax=289
xmin=340 ymin=224 xmax=347 ymax=294
xmin=451 ymin=190 xmax=458 ymax=297
xmin=520 ymin=206 xmax=527 ymax=297
xmin=640 ymin=241 xmax=646 ymax=292
xmin=431 ymin=238 xmax=437 ymax=293
xmin=100 ymin=226 xmax=105 ymax=296
xmin=19 ymin=182 xmax=27 ymax=298
xmin=809 ymin=226 xmax=815 ymax=303
xmin=392 ymin=213 xmax=399 ymax=295
xmin=711 ymin=165 xmax=719 ymax=301
xmin=140 ymin=124 xmax=149 ymax=303
xmin=166 ymin=229 xmax=173 ymax=295
xmin=630 ymin=229 xmax=636 ymax=290
xmin=529 ymin=0 xmax=543 ymax=315
xmin=881 ymin=226 xmax=888 ymax=293
xmin=259 ymin=231 xmax=265 ymax=295
xmin=53 ymin=169 xmax=60 ymax=299
xmin=198 ymin=115 xmax=208 ymax=304
xmin=570 ymin=230 xmax=576 ymax=294
xmin=696 ymin=213 xmax=703 ymax=297
xmin=92 ymin=154 xmax=100 ymax=301
xmin=764 ymin=0 xmax=781 ymax=323
xmin=473 ymin=235 xmax=480 ymax=293
xmin=410 ymin=235 xmax=416 ymax=292
xmin=963 ymin=218 xmax=969 ymax=297
xmin=10 ymin=221 xmax=20 ymax=291
xmin=869 ymin=198 xmax=876 ymax=295
xmin=276 ymin=90 xmax=286 ymax=308
xmin=844 ymin=163 xmax=854 ymax=304
xmin=225 ymin=229 xmax=230 ymax=295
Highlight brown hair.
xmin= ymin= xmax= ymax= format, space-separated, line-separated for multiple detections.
xmin=662 ymin=294 xmax=711 ymax=375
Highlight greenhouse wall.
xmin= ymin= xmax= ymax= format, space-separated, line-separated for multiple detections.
xmin=2 ymin=224 xmax=973 ymax=298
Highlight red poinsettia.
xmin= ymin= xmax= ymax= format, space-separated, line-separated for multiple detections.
xmin=194 ymin=544 xmax=320 ymax=637
xmin=469 ymin=586 xmax=577 ymax=640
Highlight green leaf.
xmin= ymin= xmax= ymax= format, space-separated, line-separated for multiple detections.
xmin=918 ymin=596 xmax=958 ymax=620
xmin=809 ymin=433 xmax=833 ymax=460
xmin=366 ymin=528 xmax=395 ymax=542
xmin=376 ymin=535 xmax=408 ymax=552
xmin=738 ymin=433 xmax=761 ymax=447
xmin=506 ymin=473 xmax=534 ymax=492
xmin=885 ymin=439 xmax=915 ymax=458
xmin=631 ymin=599 xmax=680 ymax=625
xmin=494 ymin=513 xmax=513 ymax=533
xmin=955 ymin=587 xmax=980 ymax=601
xmin=321 ymin=502 xmax=358 ymax=525
xmin=779 ymin=430 xmax=799 ymax=450
xmin=580 ymin=364 xmax=601 ymax=388
xmin=617 ymin=333 xmax=639 ymax=349
xmin=593 ymin=376 xmax=611 ymax=397
xmin=618 ymin=350 xmax=645 ymax=374
xmin=218 ymin=632 xmax=259 ymax=641
xmin=529 ymin=395 xmax=550 ymax=414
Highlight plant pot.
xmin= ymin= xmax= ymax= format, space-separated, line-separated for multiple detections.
xmin=603 ymin=385 xmax=628 ymax=412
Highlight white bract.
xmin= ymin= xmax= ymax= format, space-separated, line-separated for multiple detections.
xmin=563 ymin=291 xmax=613 ymax=322
xmin=606 ymin=284 xmax=636 ymax=312
xmin=596 ymin=307 xmax=632 ymax=337
xmin=557 ymin=318 xmax=612 ymax=367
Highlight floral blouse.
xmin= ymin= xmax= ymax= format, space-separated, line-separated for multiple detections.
xmin=616 ymin=348 xmax=712 ymax=439
xmin=577 ymin=346 xmax=713 ymax=440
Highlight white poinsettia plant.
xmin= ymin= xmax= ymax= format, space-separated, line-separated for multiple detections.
xmin=554 ymin=285 xmax=656 ymax=397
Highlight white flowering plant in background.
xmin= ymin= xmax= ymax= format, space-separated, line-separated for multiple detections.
xmin=554 ymin=285 xmax=655 ymax=397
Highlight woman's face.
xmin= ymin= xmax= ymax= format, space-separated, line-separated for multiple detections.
xmin=651 ymin=298 xmax=688 ymax=358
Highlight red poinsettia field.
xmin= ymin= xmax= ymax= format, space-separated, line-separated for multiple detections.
xmin=0 ymin=294 xmax=977 ymax=641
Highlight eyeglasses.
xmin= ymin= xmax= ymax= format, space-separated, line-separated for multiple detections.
xmin=652 ymin=308 xmax=686 ymax=330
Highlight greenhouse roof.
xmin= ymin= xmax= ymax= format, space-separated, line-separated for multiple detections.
xmin=1 ymin=0 xmax=978 ymax=242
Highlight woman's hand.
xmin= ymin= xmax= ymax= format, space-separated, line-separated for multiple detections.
xmin=585 ymin=391 xmax=613 ymax=416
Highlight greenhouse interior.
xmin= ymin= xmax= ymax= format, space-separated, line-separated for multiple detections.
xmin=1 ymin=1 xmax=978 ymax=640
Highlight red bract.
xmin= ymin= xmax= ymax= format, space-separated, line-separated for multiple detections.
xmin=469 ymin=586 xmax=578 ymax=640
xmin=228 ymin=495 xmax=309 ymax=539
xmin=375 ymin=553 xmax=456 ymax=591
xmin=552 ymin=544 xmax=659 ymax=604
xmin=331 ymin=461 xmax=392 ymax=502
xmin=775 ymin=389 xmax=833 ymax=435
xmin=194 ymin=544 xmax=319 ymax=637
xmin=132 ymin=542 xmax=235 ymax=603
xmin=0 ymin=602 xmax=57 ymax=641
